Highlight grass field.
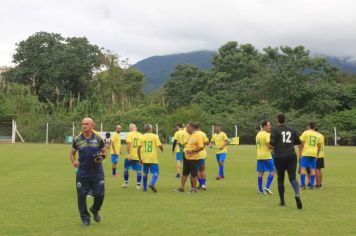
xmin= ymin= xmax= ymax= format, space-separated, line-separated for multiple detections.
xmin=0 ymin=144 xmax=355 ymax=236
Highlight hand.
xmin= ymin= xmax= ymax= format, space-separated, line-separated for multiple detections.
xmin=73 ymin=160 xmax=79 ymax=168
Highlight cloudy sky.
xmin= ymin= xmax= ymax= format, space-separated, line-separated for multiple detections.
xmin=0 ymin=0 xmax=355 ymax=66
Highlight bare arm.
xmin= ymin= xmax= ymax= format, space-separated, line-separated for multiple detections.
xmin=159 ymin=144 xmax=164 ymax=152
xmin=127 ymin=142 xmax=131 ymax=159
xmin=69 ymin=149 xmax=79 ymax=167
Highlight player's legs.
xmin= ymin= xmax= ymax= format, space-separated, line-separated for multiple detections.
xmin=274 ymin=158 xmax=286 ymax=204
xmin=90 ymin=176 xmax=105 ymax=214
xmin=216 ymin=153 xmax=226 ymax=179
xmin=190 ymin=160 xmax=199 ymax=192
xmin=198 ymin=159 xmax=207 ymax=189
xmin=309 ymin=157 xmax=317 ymax=188
xmin=264 ymin=159 xmax=275 ymax=193
xmin=142 ymin=164 xmax=149 ymax=191
xmin=286 ymin=157 xmax=302 ymax=209
xmin=176 ymin=152 xmax=183 ymax=178
xmin=299 ymin=156 xmax=308 ymax=188
xmin=76 ymin=176 xmax=91 ymax=224
xmin=122 ymin=158 xmax=131 ymax=187
xmin=111 ymin=154 xmax=119 ymax=176
xmin=133 ymin=161 xmax=143 ymax=189
xmin=179 ymin=158 xmax=190 ymax=191
xmin=316 ymin=158 xmax=324 ymax=188
xmin=149 ymin=164 xmax=159 ymax=193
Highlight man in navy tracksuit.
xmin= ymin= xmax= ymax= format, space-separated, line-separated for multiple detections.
xmin=69 ymin=117 xmax=106 ymax=226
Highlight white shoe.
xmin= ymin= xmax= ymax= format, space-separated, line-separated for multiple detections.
xmin=264 ymin=188 xmax=274 ymax=195
xmin=136 ymin=185 xmax=141 ymax=190
xmin=121 ymin=183 xmax=128 ymax=188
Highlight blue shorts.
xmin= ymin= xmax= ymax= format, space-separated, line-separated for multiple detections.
xmin=257 ymin=159 xmax=275 ymax=172
xmin=143 ymin=163 xmax=159 ymax=175
xmin=216 ymin=153 xmax=227 ymax=162
xmin=176 ymin=152 xmax=184 ymax=161
xmin=300 ymin=156 xmax=317 ymax=169
xmin=198 ymin=158 xmax=206 ymax=168
xmin=111 ymin=154 xmax=119 ymax=164
xmin=124 ymin=159 xmax=142 ymax=171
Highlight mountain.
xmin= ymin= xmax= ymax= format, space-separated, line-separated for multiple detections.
xmin=134 ymin=51 xmax=356 ymax=93
xmin=133 ymin=51 xmax=215 ymax=93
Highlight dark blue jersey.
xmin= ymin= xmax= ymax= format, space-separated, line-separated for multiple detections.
xmin=73 ymin=132 xmax=105 ymax=177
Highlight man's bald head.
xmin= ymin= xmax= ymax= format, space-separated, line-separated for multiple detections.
xmin=82 ymin=117 xmax=94 ymax=133
xmin=129 ymin=124 xmax=137 ymax=132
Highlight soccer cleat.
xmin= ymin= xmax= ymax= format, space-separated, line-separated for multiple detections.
xmin=264 ymin=188 xmax=274 ymax=195
xmin=308 ymin=186 xmax=314 ymax=190
xmin=201 ymin=185 xmax=206 ymax=191
xmin=121 ymin=183 xmax=129 ymax=188
xmin=300 ymin=185 xmax=306 ymax=190
xmin=197 ymin=185 xmax=202 ymax=190
xmin=113 ymin=173 xmax=119 ymax=177
xmin=216 ymin=175 xmax=224 ymax=180
xmin=136 ymin=185 xmax=141 ymax=190
xmin=174 ymin=187 xmax=184 ymax=192
xmin=90 ymin=207 xmax=101 ymax=223
xmin=143 ymin=188 xmax=148 ymax=192
xmin=279 ymin=200 xmax=286 ymax=206
xmin=176 ymin=173 xmax=181 ymax=178
xmin=189 ymin=188 xmax=197 ymax=193
xmin=258 ymin=191 xmax=266 ymax=195
xmin=81 ymin=221 xmax=90 ymax=226
xmin=149 ymin=184 xmax=158 ymax=193
xmin=295 ymin=196 xmax=303 ymax=209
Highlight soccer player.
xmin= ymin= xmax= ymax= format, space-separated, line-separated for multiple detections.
xmin=110 ymin=125 xmax=122 ymax=177
xmin=211 ymin=125 xmax=228 ymax=180
xmin=255 ymin=120 xmax=275 ymax=195
xmin=299 ymin=122 xmax=321 ymax=189
xmin=122 ymin=124 xmax=143 ymax=189
xmin=138 ymin=124 xmax=163 ymax=193
xmin=196 ymin=127 xmax=209 ymax=190
xmin=175 ymin=122 xmax=204 ymax=193
xmin=172 ymin=123 xmax=187 ymax=178
xmin=315 ymin=128 xmax=325 ymax=189
xmin=270 ymin=113 xmax=302 ymax=209
xmin=69 ymin=117 xmax=106 ymax=226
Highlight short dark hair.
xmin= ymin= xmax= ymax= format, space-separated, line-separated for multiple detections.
xmin=176 ymin=123 xmax=183 ymax=128
xmin=187 ymin=121 xmax=200 ymax=129
xmin=105 ymin=132 xmax=111 ymax=138
xmin=309 ymin=122 xmax=316 ymax=129
xmin=277 ymin=113 xmax=286 ymax=124
xmin=261 ymin=120 xmax=270 ymax=127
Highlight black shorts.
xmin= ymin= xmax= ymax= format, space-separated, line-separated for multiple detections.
xmin=274 ymin=155 xmax=297 ymax=182
xmin=183 ymin=158 xmax=199 ymax=177
xmin=316 ymin=158 xmax=325 ymax=169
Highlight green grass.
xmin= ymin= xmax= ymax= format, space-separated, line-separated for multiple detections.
xmin=0 ymin=144 xmax=355 ymax=235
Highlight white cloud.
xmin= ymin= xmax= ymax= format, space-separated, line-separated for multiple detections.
xmin=0 ymin=0 xmax=355 ymax=66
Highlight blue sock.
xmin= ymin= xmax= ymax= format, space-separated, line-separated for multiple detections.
xmin=151 ymin=175 xmax=158 ymax=186
xmin=112 ymin=168 xmax=116 ymax=175
xmin=124 ymin=171 xmax=129 ymax=183
xmin=310 ymin=175 xmax=316 ymax=187
xmin=137 ymin=172 xmax=142 ymax=185
xmin=258 ymin=176 xmax=263 ymax=192
xmin=198 ymin=178 xmax=202 ymax=185
xmin=202 ymin=178 xmax=206 ymax=185
xmin=219 ymin=165 xmax=224 ymax=176
xmin=143 ymin=176 xmax=148 ymax=190
xmin=266 ymin=174 xmax=274 ymax=189
xmin=301 ymin=174 xmax=306 ymax=186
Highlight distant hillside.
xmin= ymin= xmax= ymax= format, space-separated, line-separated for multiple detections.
xmin=134 ymin=51 xmax=356 ymax=93
xmin=133 ymin=51 xmax=215 ymax=93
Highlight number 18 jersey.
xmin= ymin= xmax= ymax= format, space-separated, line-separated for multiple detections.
xmin=139 ymin=133 xmax=162 ymax=163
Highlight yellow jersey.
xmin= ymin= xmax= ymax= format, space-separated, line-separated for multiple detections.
xmin=173 ymin=128 xmax=188 ymax=153
xmin=185 ymin=131 xmax=204 ymax=160
xmin=126 ymin=131 xmax=142 ymax=160
xmin=317 ymin=132 xmax=325 ymax=158
xmin=211 ymin=131 xmax=228 ymax=154
xmin=139 ymin=133 xmax=162 ymax=164
xmin=256 ymin=130 xmax=272 ymax=160
xmin=196 ymin=130 xmax=209 ymax=159
xmin=300 ymin=130 xmax=321 ymax=157
xmin=110 ymin=132 xmax=121 ymax=155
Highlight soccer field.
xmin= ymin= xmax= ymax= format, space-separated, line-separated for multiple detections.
xmin=0 ymin=144 xmax=355 ymax=236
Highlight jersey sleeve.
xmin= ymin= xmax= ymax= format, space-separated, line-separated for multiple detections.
xmin=72 ymin=137 xmax=78 ymax=150
xmin=203 ymin=133 xmax=209 ymax=143
xmin=293 ymin=130 xmax=301 ymax=145
xmin=223 ymin=133 xmax=228 ymax=140
xmin=126 ymin=133 xmax=132 ymax=143
xmin=265 ymin=133 xmax=270 ymax=143
xmin=299 ymin=131 xmax=306 ymax=143
xmin=173 ymin=131 xmax=179 ymax=140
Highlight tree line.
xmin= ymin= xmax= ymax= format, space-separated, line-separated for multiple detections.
xmin=1 ymin=32 xmax=355 ymax=144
